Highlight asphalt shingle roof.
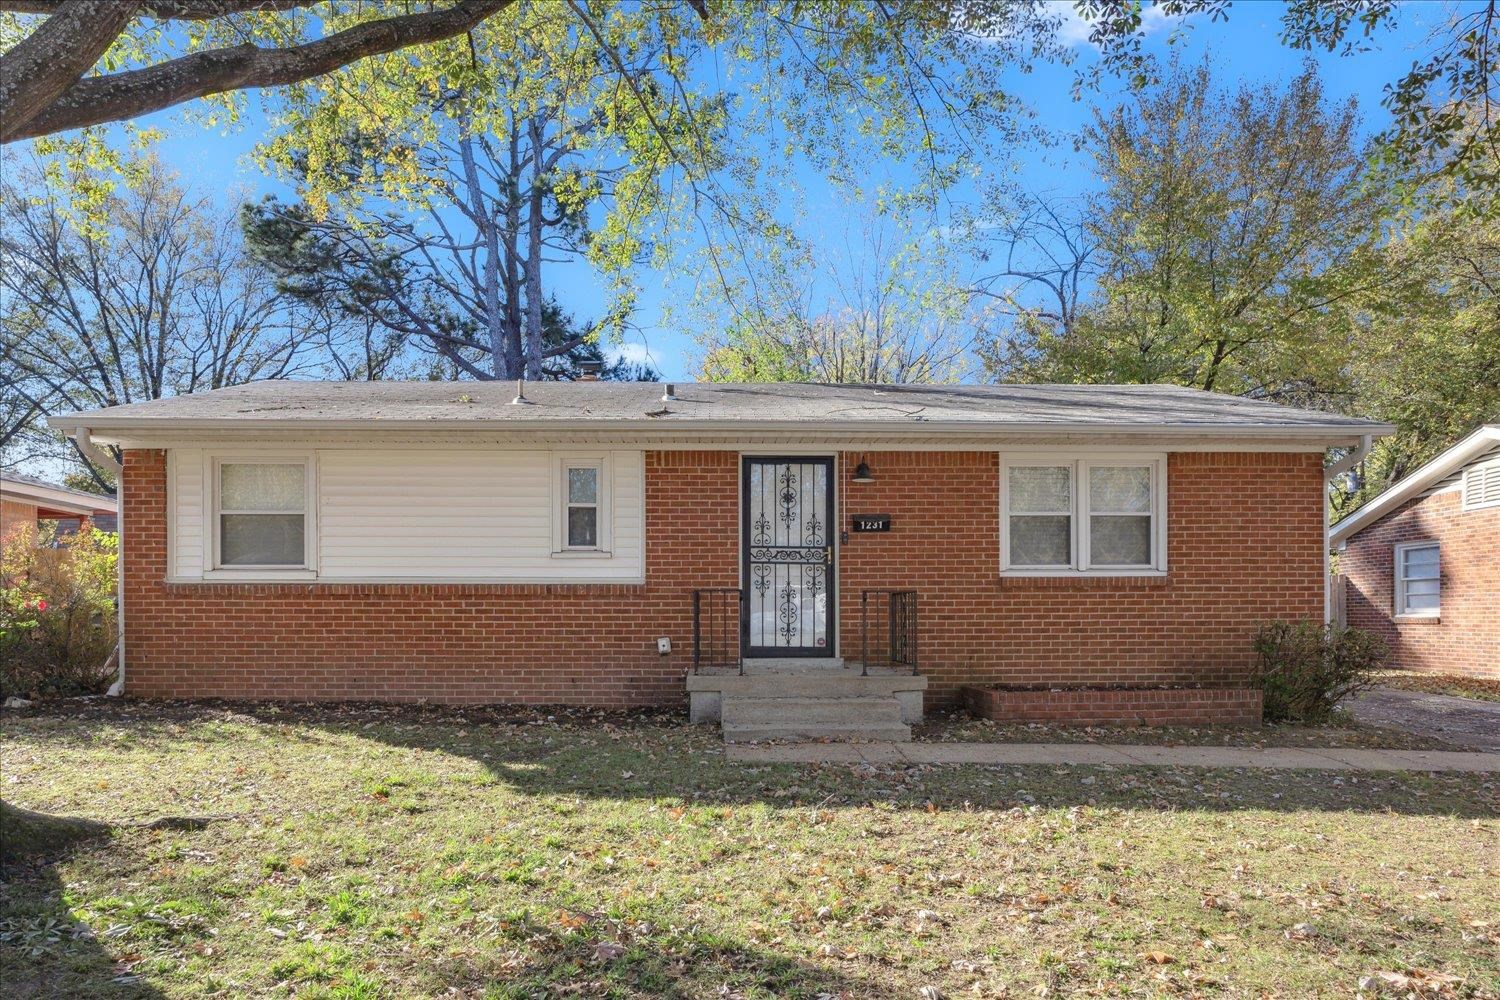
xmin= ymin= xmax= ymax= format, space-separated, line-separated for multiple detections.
xmin=50 ymin=380 xmax=1388 ymax=433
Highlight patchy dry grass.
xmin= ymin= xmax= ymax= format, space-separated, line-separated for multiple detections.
xmin=1 ymin=700 xmax=1497 ymax=999
xmin=915 ymin=708 xmax=1461 ymax=750
xmin=1374 ymin=672 xmax=1500 ymax=704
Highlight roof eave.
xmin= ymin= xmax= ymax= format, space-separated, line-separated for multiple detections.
xmin=47 ymin=414 xmax=1396 ymax=441
xmin=1329 ymin=425 xmax=1500 ymax=545
xmin=0 ymin=481 xmax=117 ymax=514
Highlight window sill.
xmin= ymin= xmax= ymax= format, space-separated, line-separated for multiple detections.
xmin=1394 ymin=614 xmax=1441 ymax=624
xmin=549 ymin=549 xmax=614 ymax=559
xmin=999 ymin=573 xmax=1168 ymax=590
xmin=1000 ymin=569 xmax=1166 ymax=578
xmin=199 ymin=569 xmax=317 ymax=582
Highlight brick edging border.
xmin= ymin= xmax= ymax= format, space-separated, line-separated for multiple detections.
xmin=961 ymin=685 xmax=1264 ymax=727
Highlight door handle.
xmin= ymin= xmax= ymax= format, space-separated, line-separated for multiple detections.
xmin=824 ymin=546 xmax=832 ymax=565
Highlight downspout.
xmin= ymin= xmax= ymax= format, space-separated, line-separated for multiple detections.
xmin=73 ymin=428 xmax=126 ymax=697
xmin=1322 ymin=435 xmax=1372 ymax=624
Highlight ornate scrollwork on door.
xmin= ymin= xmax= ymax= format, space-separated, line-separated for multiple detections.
xmin=745 ymin=458 xmax=834 ymax=655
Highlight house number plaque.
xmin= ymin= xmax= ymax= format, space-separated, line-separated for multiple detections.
xmin=851 ymin=514 xmax=891 ymax=532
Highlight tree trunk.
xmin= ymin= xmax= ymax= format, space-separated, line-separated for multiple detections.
xmin=457 ymin=125 xmax=509 ymax=380
xmin=523 ymin=114 xmax=546 ymax=380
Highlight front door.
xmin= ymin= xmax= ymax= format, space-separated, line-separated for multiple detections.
xmin=742 ymin=457 xmax=836 ymax=657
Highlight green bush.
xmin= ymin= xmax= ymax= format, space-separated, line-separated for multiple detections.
xmin=1 ymin=524 xmax=118 ymax=699
xmin=1251 ymin=619 xmax=1388 ymax=723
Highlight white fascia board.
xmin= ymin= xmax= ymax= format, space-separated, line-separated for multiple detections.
xmin=49 ymin=415 xmax=1395 ymax=447
xmin=1330 ymin=425 xmax=1500 ymax=546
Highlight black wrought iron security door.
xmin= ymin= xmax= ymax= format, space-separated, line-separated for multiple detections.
xmin=742 ymin=457 xmax=835 ymax=657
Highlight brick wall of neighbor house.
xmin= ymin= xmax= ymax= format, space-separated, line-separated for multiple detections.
xmin=121 ymin=448 xmax=1326 ymax=706
xmin=2 ymin=498 xmax=38 ymax=539
xmin=1341 ymin=489 xmax=1500 ymax=679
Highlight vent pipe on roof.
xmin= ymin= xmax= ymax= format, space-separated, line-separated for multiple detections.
xmin=661 ymin=383 xmax=676 ymax=402
xmin=512 ymin=378 xmax=530 ymax=405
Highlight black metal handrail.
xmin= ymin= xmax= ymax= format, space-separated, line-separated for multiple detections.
xmin=860 ymin=590 xmax=919 ymax=676
xmin=692 ymin=588 xmax=744 ymax=674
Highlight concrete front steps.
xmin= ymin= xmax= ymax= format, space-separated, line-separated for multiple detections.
xmin=687 ymin=663 xmax=927 ymax=743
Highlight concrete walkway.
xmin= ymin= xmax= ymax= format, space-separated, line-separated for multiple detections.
xmin=1344 ymin=688 xmax=1500 ymax=751
xmin=727 ymin=742 xmax=1500 ymax=771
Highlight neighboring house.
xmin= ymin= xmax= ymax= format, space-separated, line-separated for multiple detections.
xmin=1330 ymin=425 xmax=1499 ymax=680
xmin=48 ymin=381 xmax=1387 ymax=733
xmin=1 ymin=473 xmax=118 ymax=542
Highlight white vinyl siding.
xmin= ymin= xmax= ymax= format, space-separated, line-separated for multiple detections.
xmin=169 ymin=448 xmax=205 ymax=579
xmin=1393 ymin=541 xmax=1440 ymax=617
xmin=162 ymin=448 xmax=646 ymax=583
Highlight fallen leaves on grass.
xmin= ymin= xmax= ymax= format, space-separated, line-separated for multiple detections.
xmin=1363 ymin=967 xmax=1465 ymax=995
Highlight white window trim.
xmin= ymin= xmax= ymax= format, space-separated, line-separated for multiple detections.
xmin=1393 ymin=540 xmax=1440 ymax=618
xmin=1462 ymin=457 xmax=1500 ymax=511
xmin=553 ymin=453 xmax=612 ymax=556
xmin=1001 ymin=454 xmax=1167 ymax=576
xmin=204 ymin=452 xmax=317 ymax=579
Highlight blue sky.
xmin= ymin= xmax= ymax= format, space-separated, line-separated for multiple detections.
xmin=110 ymin=1 xmax=1444 ymax=381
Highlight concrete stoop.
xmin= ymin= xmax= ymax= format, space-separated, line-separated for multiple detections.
xmin=687 ymin=666 xmax=927 ymax=743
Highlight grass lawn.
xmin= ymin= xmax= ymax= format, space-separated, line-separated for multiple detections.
xmin=1373 ymin=672 xmax=1500 ymax=704
xmin=2 ymin=701 xmax=1497 ymax=999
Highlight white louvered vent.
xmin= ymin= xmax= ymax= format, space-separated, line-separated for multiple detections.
xmin=1463 ymin=459 xmax=1500 ymax=511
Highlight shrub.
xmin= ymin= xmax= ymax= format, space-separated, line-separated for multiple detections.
xmin=1 ymin=524 xmax=118 ymax=699
xmin=1251 ymin=619 xmax=1388 ymax=723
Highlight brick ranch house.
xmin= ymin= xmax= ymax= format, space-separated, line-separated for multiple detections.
xmin=1330 ymin=424 xmax=1499 ymax=680
xmin=50 ymin=381 xmax=1389 ymax=739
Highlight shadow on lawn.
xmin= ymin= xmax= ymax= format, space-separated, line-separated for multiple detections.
xmin=422 ymin=920 xmax=898 ymax=999
xmin=14 ymin=699 xmax=1500 ymax=822
xmin=281 ymin=702 xmax=1500 ymax=821
xmin=1 ymin=856 xmax=165 ymax=1000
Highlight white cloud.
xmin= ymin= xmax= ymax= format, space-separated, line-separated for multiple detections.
xmin=608 ymin=343 xmax=658 ymax=367
xmin=1047 ymin=1 xmax=1186 ymax=50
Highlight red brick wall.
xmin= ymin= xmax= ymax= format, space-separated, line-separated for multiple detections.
xmin=2 ymin=498 xmax=38 ymax=541
xmin=1340 ymin=489 xmax=1499 ymax=679
xmin=835 ymin=452 xmax=1325 ymax=702
xmin=121 ymin=447 xmax=1326 ymax=705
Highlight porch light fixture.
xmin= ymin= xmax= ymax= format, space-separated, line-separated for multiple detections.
xmin=852 ymin=458 xmax=875 ymax=483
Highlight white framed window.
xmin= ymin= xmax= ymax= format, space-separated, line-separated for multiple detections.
xmin=1462 ymin=458 xmax=1500 ymax=511
xmin=1394 ymin=541 xmax=1440 ymax=617
xmin=210 ymin=455 xmax=315 ymax=572
xmin=1005 ymin=463 xmax=1073 ymax=569
xmin=1002 ymin=456 xmax=1165 ymax=575
xmin=554 ymin=455 xmax=610 ymax=554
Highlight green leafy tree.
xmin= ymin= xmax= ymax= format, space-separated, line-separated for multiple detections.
xmin=1332 ymin=189 xmax=1500 ymax=516
xmin=982 ymin=62 xmax=1381 ymax=408
xmin=238 ymin=6 xmax=638 ymax=382
xmin=6 ymin=1 xmax=1493 ymax=198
